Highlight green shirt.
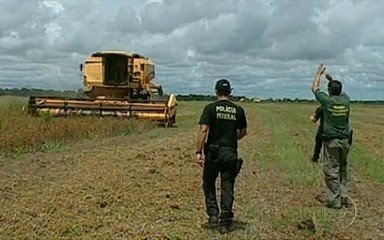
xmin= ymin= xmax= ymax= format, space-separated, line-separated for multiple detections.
xmin=314 ymin=89 xmax=350 ymax=139
xmin=199 ymin=99 xmax=247 ymax=149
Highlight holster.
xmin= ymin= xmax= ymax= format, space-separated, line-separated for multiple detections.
xmin=235 ymin=158 xmax=243 ymax=176
xmin=348 ymin=129 xmax=353 ymax=145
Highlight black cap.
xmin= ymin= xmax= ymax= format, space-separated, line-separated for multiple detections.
xmin=215 ymin=79 xmax=232 ymax=93
xmin=325 ymin=73 xmax=333 ymax=81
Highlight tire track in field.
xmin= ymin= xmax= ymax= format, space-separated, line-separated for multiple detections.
xmin=234 ymin=103 xmax=285 ymax=239
xmin=235 ymin=103 xmax=325 ymax=239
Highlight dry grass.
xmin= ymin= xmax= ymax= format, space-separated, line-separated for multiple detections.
xmin=0 ymin=100 xmax=383 ymax=239
xmin=0 ymin=96 xmax=155 ymax=154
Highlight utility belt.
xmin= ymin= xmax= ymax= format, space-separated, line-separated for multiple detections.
xmin=323 ymin=129 xmax=353 ymax=145
xmin=323 ymin=136 xmax=348 ymax=141
xmin=204 ymin=143 xmax=236 ymax=160
xmin=204 ymin=143 xmax=243 ymax=175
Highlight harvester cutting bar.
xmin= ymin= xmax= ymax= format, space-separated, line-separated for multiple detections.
xmin=28 ymin=95 xmax=177 ymax=126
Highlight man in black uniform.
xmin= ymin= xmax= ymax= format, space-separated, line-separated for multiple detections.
xmin=311 ymin=106 xmax=324 ymax=162
xmin=196 ymin=79 xmax=247 ymax=234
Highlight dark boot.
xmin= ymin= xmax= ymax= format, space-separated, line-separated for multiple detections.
xmin=341 ymin=197 xmax=350 ymax=208
xmin=218 ymin=219 xmax=235 ymax=234
xmin=203 ymin=216 xmax=219 ymax=229
xmin=324 ymin=201 xmax=341 ymax=209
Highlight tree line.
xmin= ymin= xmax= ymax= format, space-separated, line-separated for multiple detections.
xmin=1 ymin=88 xmax=383 ymax=104
xmin=0 ymin=88 xmax=81 ymax=98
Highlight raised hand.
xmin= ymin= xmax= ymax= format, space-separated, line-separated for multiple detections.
xmin=317 ymin=63 xmax=326 ymax=75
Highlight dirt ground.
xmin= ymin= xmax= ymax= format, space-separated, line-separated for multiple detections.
xmin=1 ymin=102 xmax=383 ymax=239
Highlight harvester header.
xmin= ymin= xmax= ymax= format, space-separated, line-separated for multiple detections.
xmin=28 ymin=51 xmax=177 ymax=126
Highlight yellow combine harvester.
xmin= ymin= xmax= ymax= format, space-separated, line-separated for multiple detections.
xmin=28 ymin=51 xmax=177 ymax=126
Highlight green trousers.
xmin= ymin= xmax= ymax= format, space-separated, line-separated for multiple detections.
xmin=321 ymin=138 xmax=350 ymax=206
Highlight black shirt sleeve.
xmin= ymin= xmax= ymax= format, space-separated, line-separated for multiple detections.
xmin=315 ymin=106 xmax=322 ymax=119
xmin=199 ymin=104 xmax=213 ymax=125
xmin=236 ymin=107 xmax=247 ymax=129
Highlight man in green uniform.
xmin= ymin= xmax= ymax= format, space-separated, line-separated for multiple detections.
xmin=196 ymin=79 xmax=247 ymax=234
xmin=311 ymin=64 xmax=351 ymax=209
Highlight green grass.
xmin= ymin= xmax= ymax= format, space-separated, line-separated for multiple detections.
xmin=349 ymin=104 xmax=384 ymax=184
xmin=0 ymin=101 xmax=383 ymax=239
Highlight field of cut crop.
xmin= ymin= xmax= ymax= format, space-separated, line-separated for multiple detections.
xmin=0 ymin=96 xmax=155 ymax=155
xmin=0 ymin=97 xmax=383 ymax=239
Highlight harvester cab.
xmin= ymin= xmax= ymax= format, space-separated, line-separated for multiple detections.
xmin=28 ymin=51 xmax=177 ymax=126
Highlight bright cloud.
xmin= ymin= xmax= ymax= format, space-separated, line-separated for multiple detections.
xmin=0 ymin=0 xmax=383 ymax=100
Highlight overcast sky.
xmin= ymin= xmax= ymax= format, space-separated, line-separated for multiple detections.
xmin=0 ymin=0 xmax=383 ymax=100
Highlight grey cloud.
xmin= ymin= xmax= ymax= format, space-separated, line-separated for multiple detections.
xmin=0 ymin=0 xmax=383 ymax=100
xmin=140 ymin=0 xmax=237 ymax=34
xmin=109 ymin=6 xmax=141 ymax=33
xmin=0 ymin=1 xmax=38 ymax=33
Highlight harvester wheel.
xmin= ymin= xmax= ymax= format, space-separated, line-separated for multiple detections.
xmin=165 ymin=114 xmax=176 ymax=128
xmin=170 ymin=115 xmax=176 ymax=125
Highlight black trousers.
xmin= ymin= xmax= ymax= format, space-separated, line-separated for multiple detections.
xmin=313 ymin=130 xmax=323 ymax=161
xmin=203 ymin=146 xmax=238 ymax=222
